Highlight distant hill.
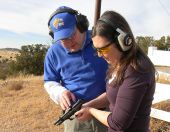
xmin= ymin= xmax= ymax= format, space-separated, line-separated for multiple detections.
xmin=0 ymin=48 xmax=20 ymax=52
xmin=0 ymin=48 xmax=20 ymax=60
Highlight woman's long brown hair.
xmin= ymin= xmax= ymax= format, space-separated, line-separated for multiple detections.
xmin=92 ymin=11 xmax=155 ymax=86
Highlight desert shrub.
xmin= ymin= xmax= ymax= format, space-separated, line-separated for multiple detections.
xmin=0 ymin=70 xmax=7 ymax=80
xmin=0 ymin=63 xmax=10 ymax=80
xmin=6 ymin=80 xmax=24 ymax=91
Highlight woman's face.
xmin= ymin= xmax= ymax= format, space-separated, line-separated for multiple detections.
xmin=92 ymin=35 xmax=122 ymax=65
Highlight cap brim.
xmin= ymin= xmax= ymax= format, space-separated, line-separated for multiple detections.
xmin=53 ymin=26 xmax=75 ymax=42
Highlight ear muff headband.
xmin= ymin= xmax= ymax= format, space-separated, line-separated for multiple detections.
xmin=98 ymin=17 xmax=133 ymax=51
xmin=48 ymin=8 xmax=78 ymax=28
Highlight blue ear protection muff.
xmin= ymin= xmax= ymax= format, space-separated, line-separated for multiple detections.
xmin=98 ymin=17 xmax=133 ymax=52
xmin=48 ymin=8 xmax=89 ymax=39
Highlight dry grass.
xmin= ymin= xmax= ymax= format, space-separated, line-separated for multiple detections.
xmin=0 ymin=73 xmax=170 ymax=132
xmin=0 ymin=75 xmax=63 ymax=132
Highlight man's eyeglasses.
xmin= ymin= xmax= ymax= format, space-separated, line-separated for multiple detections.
xmin=93 ymin=42 xmax=113 ymax=54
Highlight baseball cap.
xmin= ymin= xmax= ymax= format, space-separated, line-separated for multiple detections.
xmin=49 ymin=8 xmax=77 ymax=42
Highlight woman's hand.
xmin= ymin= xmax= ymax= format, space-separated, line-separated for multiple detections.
xmin=75 ymin=107 xmax=93 ymax=121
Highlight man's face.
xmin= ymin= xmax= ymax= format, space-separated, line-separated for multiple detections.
xmin=60 ymin=28 xmax=83 ymax=52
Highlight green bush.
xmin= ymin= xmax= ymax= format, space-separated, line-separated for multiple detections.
xmin=9 ymin=44 xmax=49 ymax=76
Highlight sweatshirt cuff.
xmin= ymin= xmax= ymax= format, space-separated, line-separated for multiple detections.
xmin=44 ymin=81 xmax=67 ymax=104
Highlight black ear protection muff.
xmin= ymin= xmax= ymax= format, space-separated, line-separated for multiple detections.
xmin=48 ymin=8 xmax=89 ymax=39
xmin=98 ymin=17 xmax=133 ymax=52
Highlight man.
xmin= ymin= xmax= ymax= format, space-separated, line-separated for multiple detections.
xmin=44 ymin=6 xmax=107 ymax=132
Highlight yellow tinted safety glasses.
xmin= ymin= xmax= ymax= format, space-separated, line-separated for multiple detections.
xmin=93 ymin=42 xmax=113 ymax=54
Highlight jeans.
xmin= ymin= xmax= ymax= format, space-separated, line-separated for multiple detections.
xmin=64 ymin=116 xmax=107 ymax=132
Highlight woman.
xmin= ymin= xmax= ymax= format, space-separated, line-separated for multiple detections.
xmin=75 ymin=10 xmax=156 ymax=132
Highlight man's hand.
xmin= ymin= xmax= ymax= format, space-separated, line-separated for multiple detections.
xmin=59 ymin=90 xmax=76 ymax=110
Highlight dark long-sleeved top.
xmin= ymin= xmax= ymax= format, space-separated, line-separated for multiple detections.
xmin=106 ymin=63 xmax=155 ymax=132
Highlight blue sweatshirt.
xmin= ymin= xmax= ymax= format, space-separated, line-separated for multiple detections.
xmin=44 ymin=31 xmax=107 ymax=101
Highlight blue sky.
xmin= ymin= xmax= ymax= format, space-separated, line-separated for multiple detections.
xmin=0 ymin=0 xmax=170 ymax=49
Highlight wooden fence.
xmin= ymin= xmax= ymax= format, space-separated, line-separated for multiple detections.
xmin=151 ymin=83 xmax=170 ymax=122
